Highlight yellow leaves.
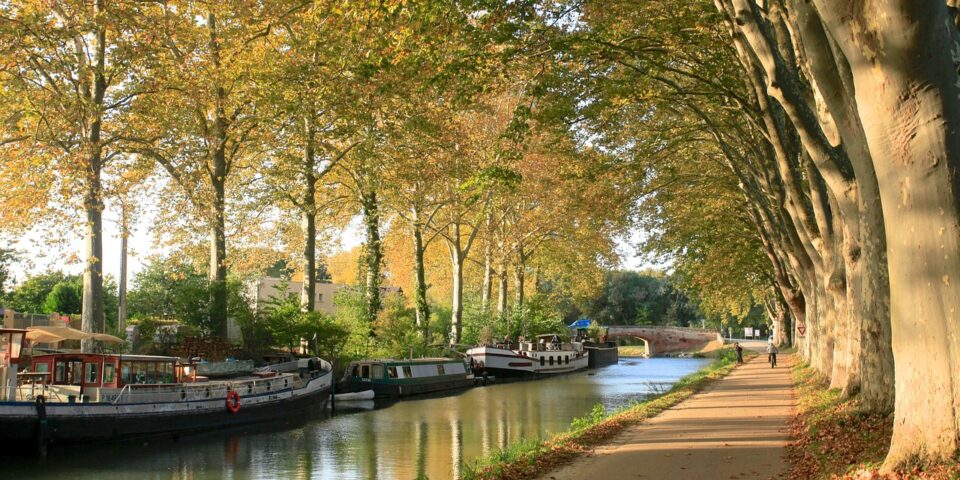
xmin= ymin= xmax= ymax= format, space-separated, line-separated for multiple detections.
xmin=328 ymin=247 xmax=362 ymax=285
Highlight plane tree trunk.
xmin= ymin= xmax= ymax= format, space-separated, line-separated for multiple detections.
xmin=80 ymin=2 xmax=107 ymax=352
xmin=812 ymin=0 xmax=960 ymax=467
xmin=412 ymin=205 xmax=430 ymax=337
xmin=361 ymin=188 xmax=383 ymax=326
xmin=300 ymin=116 xmax=318 ymax=312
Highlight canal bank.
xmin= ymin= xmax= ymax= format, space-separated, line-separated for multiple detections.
xmin=539 ymin=353 xmax=794 ymax=480
xmin=463 ymin=349 xmax=773 ymax=480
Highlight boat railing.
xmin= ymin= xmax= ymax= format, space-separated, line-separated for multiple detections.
xmin=105 ymin=373 xmax=302 ymax=405
xmin=112 ymin=384 xmax=132 ymax=405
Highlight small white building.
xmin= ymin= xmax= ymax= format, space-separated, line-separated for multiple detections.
xmin=246 ymin=277 xmax=402 ymax=315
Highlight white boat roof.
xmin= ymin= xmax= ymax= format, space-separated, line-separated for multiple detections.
xmin=349 ymin=358 xmax=462 ymax=364
xmin=33 ymin=353 xmax=181 ymax=362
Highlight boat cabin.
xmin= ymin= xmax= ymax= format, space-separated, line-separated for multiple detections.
xmin=344 ymin=358 xmax=468 ymax=383
xmin=1 ymin=328 xmax=27 ymax=401
xmin=28 ymin=353 xmax=191 ymax=389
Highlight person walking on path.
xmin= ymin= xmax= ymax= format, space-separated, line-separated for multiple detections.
xmin=767 ymin=342 xmax=779 ymax=368
xmin=734 ymin=342 xmax=744 ymax=365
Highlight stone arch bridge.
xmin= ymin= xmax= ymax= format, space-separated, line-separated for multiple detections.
xmin=603 ymin=325 xmax=722 ymax=356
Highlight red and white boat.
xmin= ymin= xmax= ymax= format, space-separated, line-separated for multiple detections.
xmin=466 ymin=334 xmax=589 ymax=379
xmin=0 ymin=328 xmax=333 ymax=453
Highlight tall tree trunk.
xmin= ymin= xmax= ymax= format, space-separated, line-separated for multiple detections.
xmin=496 ymin=261 xmax=508 ymax=316
xmin=300 ymin=116 xmax=317 ymax=312
xmin=412 ymin=206 xmax=430 ymax=337
xmin=81 ymin=151 xmax=104 ymax=353
xmin=206 ymin=12 xmax=228 ymax=339
xmin=448 ymin=222 xmax=464 ymax=345
xmin=513 ymin=248 xmax=526 ymax=309
xmin=764 ymin=294 xmax=789 ymax=347
xmin=361 ymin=189 xmax=382 ymax=326
xmin=814 ymin=0 xmax=960 ymax=467
xmin=784 ymin=0 xmax=894 ymax=410
xmin=208 ymin=184 xmax=227 ymax=338
xmin=80 ymin=4 xmax=106 ymax=353
xmin=118 ymin=203 xmax=128 ymax=337
xmin=450 ymin=257 xmax=464 ymax=345
xmin=301 ymin=208 xmax=316 ymax=310
xmin=481 ymin=240 xmax=492 ymax=313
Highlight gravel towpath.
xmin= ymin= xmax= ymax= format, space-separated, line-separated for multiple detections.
xmin=539 ymin=353 xmax=795 ymax=480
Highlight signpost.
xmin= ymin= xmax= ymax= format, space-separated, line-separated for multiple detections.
xmin=797 ymin=324 xmax=806 ymax=337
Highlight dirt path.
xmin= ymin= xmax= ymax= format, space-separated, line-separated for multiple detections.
xmin=539 ymin=354 xmax=795 ymax=480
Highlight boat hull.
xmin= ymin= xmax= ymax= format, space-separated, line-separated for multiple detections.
xmin=339 ymin=377 xmax=476 ymax=399
xmin=333 ymin=389 xmax=375 ymax=401
xmin=0 ymin=371 xmax=332 ymax=451
xmin=585 ymin=342 xmax=619 ymax=368
xmin=466 ymin=346 xmax=589 ymax=378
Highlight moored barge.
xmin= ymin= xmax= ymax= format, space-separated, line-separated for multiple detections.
xmin=338 ymin=358 xmax=476 ymax=399
xmin=466 ymin=334 xmax=589 ymax=379
xmin=0 ymin=329 xmax=332 ymax=452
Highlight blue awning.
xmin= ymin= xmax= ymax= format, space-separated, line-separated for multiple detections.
xmin=568 ymin=319 xmax=591 ymax=329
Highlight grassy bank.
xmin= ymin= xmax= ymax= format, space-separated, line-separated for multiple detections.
xmin=461 ymin=348 xmax=746 ymax=480
xmin=786 ymin=363 xmax=959 ymax=480
xmin=617 ymin=345 xmax=649 ymax=357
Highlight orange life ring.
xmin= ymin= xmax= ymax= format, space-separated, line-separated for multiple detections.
xmin=225 ymin=390 xmax=241 ymax=413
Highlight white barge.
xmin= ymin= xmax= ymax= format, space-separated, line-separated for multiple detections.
xmin=466 ymin=334 xmax=589 ymax=379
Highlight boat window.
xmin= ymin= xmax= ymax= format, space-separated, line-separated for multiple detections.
xmin=351 ymin=365 xmax=360 ymax=378
xmin=437 ymin=364 xmax=446 ymax=376
xmin=84 ymin=362 xmax=99 ymax=384
xmin=58 ymin=360 xmax=82 ymax=385
xmin=371 ymin=364 xmax=385 ymax=379
xmin=402 ymin=366 xmax=413 ymax=378
xmin=54 ymin=361 xmax=66 ymax=383
xmin=549 ymin=356 xmax=554 ymax=366
xmin=360 ymin=365 xmax=370 ymax=379
xmin=387 ymin=367 xmax=398 ymax=379
xmin=103 ymin=363 xmax=116 ymax=384
xmin=565 ymin=355 xmax=569 ymax=365
xmin=121 ymin=363 xmax=131 ymax=384
xmin=134 ymin=362 xmax=147 ymax=383
xmin=156 ymin=362 xmax=168 ymax=383
xmin=34 ymin=362 xmax=49 ymax=374
xmin=147 ymin=362 xmax=159 ymax=383
xmin=540 ymin=356 xmax=545 ymax=366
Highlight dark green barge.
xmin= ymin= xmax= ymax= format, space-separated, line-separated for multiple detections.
xmin=338 ymin=358 xmax=478 ymax=399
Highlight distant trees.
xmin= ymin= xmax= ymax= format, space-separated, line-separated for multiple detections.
xmin=0 ymin=249 xmax=17 ymax=297
xmin=575 ymin=271 xmax=701 ymax=327
xmin=5 ymin=272 xmax=67 ymax=314
xmin=2 ymin=270 xmax=119 ymax=331
xmin=126 ymin=261 xmax=212 ymax=330
xmin=42 ymin=280 xmax=82 ymax=317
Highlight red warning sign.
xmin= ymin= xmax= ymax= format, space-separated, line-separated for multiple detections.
xmin=797 ymin=324 xmax=806 ymax=337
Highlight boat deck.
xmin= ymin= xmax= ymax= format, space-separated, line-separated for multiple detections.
xmin=12 ymin=372 xmax=306 ymax=405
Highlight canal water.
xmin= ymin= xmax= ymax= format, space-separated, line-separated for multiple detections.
xmin=4 ymin=357 xmax=710 ymax=480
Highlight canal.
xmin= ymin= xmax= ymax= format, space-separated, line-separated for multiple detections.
xmin=4 ymin=357 xmax=710 ymax=480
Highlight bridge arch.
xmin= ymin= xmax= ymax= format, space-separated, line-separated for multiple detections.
xmin=605 ymin=333 xmax=654 ymax=356
xmin=602 ymin=326 xmax=721 ymax=357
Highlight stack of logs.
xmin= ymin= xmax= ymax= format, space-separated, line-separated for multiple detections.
xmin=174 ymin=336 xmax=234 ymax=361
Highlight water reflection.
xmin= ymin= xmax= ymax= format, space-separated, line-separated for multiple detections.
xmin=3 ymin=358 xmax=709 ymax=480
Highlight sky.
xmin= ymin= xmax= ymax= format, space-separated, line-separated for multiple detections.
xmin=6 ymin=207 xmax=656 ymax=288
